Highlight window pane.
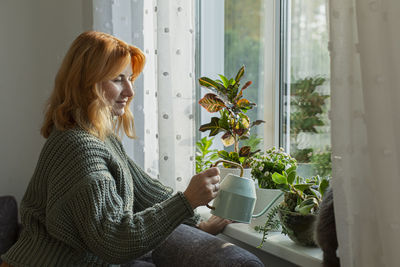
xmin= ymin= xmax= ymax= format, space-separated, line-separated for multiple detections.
xmin=225 ymin=0 xmax=265 ymax=150
xmin=282 ymin=0 xmax=331 ymax=178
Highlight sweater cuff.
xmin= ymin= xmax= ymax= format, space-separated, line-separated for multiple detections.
xmin=160 ymin=192 xmax=195 ymax=224
xmin=177 ymin=191 xmax=195 ymax=214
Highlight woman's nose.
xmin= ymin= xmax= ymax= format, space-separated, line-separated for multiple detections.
xmin=122 ymin=80 xmax=134 ymax=98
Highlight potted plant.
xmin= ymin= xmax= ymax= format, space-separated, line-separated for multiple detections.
xmin=255 ymin=166 xmax=330 ymax=247
xmin=198 ymin=66 xmax=265 ymax=179
xmin=249 ymin=147 xmax=297 ymax=228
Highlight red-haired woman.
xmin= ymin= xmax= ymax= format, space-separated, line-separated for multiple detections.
xmin=0 ymin=31 xmax=263 ymax=267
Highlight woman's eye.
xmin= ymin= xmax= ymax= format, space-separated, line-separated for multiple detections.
xmin=113 ymin=77 xmax=123 ymax=82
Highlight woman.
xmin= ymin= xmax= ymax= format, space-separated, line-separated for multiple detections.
xmin=1 ymin=31 xmax=263 ymax=266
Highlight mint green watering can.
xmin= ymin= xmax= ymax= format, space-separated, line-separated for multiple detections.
xmin=207 ymin=160 xmax=283 ymax=224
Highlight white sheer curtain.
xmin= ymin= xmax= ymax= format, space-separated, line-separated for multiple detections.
xmin=93 ymin=0 xmax=196 ymax=192
xmin=329 ymin=0 xmax=400 ymax=266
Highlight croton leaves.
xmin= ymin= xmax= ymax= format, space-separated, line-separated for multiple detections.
xmin=236 ymin=98 xmax=254 ymax=110
xmin=234 ymin=65 xmax=245 ymax=83
xmin=250 ymin=120 xmax=266 ymax=128
xmin=234 ymin=81 xmax=252 ymax=102
xmin=239 ymin=146 xmax=251 ymax=157
xmin=199 ymin=77 xmax=226 ymax=93
xmin=198 ymin=93 xmax=226 ymax=113
xmin=199 ymin=117 xmax=221 ymax=136
xmin=218 ymin=150 xmax=241 ymax=167
xmin=221 ymin=132 xmax=235 ymax=147
xmin=233 ymin=128 xmax=247 ymax=136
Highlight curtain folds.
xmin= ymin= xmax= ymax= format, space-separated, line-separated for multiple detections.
xmin=93 ymin=0 xmax=196 ymax=192
xmin=329 ymin=0 xmax=400 ymax=266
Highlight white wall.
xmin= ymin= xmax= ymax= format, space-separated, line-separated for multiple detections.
xmin=0 ymin=0 xmax=92 ymax=204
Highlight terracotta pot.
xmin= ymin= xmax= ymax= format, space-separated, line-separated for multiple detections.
xmin=277 ymin=208 xmax=317 ymax=247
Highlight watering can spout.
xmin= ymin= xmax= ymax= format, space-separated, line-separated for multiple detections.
xmin=251 ymin=192 xmax=284 ymax=218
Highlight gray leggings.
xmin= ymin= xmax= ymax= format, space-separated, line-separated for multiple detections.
xmin=125 ymin=224 xmax=264 ymax=267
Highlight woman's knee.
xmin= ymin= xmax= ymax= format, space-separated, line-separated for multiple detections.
xmin=152 ymin=224 xmax=264 ymax=267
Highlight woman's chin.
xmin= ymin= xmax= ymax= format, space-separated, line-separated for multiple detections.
xmin=112 ymin=109 xmax=125 ymax=117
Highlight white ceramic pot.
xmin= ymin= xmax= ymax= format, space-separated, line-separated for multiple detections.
xmin=249 ymin=187 xmax=284 ymax=230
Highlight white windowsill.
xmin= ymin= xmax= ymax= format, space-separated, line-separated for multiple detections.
xmin=196 ymin=206 xmax=323 ymax=267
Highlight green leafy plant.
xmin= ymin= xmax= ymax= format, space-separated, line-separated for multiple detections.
xmin=195 ymin=137 xmax=219 ymax=173
xmin=198 ymin=66 xmax=265 ymax=168
xmin=272 ymin=168 xmax=329 ymax=214
xmin=250 ymin=147 xmax=297 ymax=189
xmin=255 ymin=166 xmax=330 ymax=247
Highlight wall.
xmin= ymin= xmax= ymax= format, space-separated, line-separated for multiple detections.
xmin=0 ymin=0 xmax=92 ymax=203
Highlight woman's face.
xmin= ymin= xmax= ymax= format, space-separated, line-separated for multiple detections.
xmin=102 ymin=63 xmax=134 ymax=116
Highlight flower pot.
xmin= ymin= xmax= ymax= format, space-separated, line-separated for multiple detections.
xmin=219 ymin=167 xmax=251 ymax=181
xmin=249 ymin=188 xmax=283 ymax=230
xmin=277 ymin=208 xmax=317 ymax=247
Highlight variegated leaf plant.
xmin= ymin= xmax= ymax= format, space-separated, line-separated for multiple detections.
xmin=198 ymin=66 xmax=265 ymax=168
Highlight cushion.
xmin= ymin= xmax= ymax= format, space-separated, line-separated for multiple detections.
xmin=0 ymin=196 xmax=19 ymax=262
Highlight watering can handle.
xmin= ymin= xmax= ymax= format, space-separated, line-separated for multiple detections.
xmin=210 ymin=160 xmax=244 ymax=177
xmin=206 ymin=160 xmax=244 ymax=210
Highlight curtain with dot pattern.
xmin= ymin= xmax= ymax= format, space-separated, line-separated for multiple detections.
xmin=329 ymin=0 xmax=400 ymax=265
xmin=93 ymin=0 xmax=196 ymax=192
xmin=145 ymin=0 xmax=196 ymax=192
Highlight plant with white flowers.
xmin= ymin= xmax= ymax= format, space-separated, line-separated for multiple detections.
xmin=250 ymin=147 xmax=297 ymax=189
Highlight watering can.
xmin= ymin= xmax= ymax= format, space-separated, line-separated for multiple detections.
xmin=207 ymin=160 xmax=283 ymax=224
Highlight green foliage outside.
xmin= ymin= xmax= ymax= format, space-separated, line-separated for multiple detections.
xmin=289 ymin=76 xmax=332 ymax=177
xmin=195 ymin=137 xmax=219 ymax=173
xmin=224 ymin=0 xmax=263 ymax=149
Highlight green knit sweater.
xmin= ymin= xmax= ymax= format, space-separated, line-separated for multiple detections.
xmin=2 ymin=128 xmax=199 ymax=266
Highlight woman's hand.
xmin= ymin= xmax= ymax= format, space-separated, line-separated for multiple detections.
xmin=197 ymin=215 xmax=232 ymax=235
xmin=183 ymin=167 xmax=220 ymax=209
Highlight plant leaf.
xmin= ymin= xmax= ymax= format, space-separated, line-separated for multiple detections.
xmin=319 ymin=178 xmax=330 ymax=197
xmin=198 ymin=93 xmax=226 ymax=113
xmin=272 ymin=172 xmax=287 ymax=185
xmin=239 ymin=146 xmax=251 ymax=157
xmin=250 ymin=120 xmax=266 ymax=128
xmin=287 ymin=171 xmax=296 ymax=185
xmin=199 ymin=117 xmax=221 ymax=136
xmin=234 ymin=81 xmax=253 ymax=102
xmin=221 ymin=132 xmax=235 ymax=147
xmin=235 ymin=66 xmax=245 ymax=83
xmin=218 ymin=74 xmax=229 ymax=88
xmin=199 ymin=77 xmax=225 ymax=92
xmin=293 ymin=183 xmax=313 ymax=192
xmin=236 ymin=99 xmax=253 ymax=110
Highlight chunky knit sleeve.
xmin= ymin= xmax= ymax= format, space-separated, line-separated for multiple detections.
xmin=128 ymin=158 xmax=173 ymax=210
xmin=127 ymin=158 xmax=201 ymax=227
xmin=44 ymin=130 xmax=195 ymax=264
xmin=64 ymin=177 xmax=194 ymax=264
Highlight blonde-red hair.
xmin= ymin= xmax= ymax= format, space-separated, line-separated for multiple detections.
xmin=41 ymin=31 xmax=145 ymax=140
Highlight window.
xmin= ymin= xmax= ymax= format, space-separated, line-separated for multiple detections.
xmin=280 ymin=0 xmax=331 ymax=178
xmin=196 ymin=0 xmax=331 ymax=178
